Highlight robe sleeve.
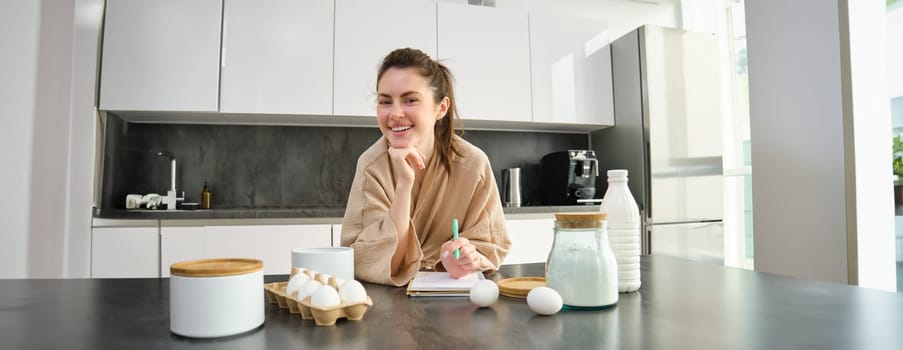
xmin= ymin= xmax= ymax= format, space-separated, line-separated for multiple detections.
xmin=437 ymin=157 xmax=511 ymax=274
xmin=341 ymin=163 xmax=423 ymax=286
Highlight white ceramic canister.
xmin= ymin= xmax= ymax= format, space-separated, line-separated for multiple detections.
xmin=291 ymin=247 xmax=354 ymax=281
xmin=170 ymin=258 xmax=264 ymax=338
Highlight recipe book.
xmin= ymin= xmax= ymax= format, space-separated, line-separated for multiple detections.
xmin=406 ymin=271 xmax=485 ymax=297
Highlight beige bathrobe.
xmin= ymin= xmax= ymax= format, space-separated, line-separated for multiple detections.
xmin=341 ymin=135 xmax=510 ymax=286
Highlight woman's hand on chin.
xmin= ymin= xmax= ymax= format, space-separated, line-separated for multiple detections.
xmin=387 ymin=146 xmax=425 ymax=186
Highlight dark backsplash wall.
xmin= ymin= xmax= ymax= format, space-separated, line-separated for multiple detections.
xmin=101 ymin=114 xmax=588 ymax=209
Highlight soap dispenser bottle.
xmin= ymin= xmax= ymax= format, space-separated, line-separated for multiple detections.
xmin=201 ymin=181 xmax=212 ymax=209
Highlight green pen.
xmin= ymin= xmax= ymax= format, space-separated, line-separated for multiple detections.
xmin=452 ymin=219 xmax=459 ymax=260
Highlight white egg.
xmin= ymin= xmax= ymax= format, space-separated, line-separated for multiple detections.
xmin=285 ymin=273 xmax=310 ymax=297
xmin=298 ymin=280 xmax=322 ymax=299
xmin=333 ymin=277 xmax=346 ymax=288
xmin=290 ymin=266 xmax=308 ymax=278
xmin=310 ymin=285 xmax=342 ymax=307
xmin=469 ymin=280 xmax=499 ymax=308
xmin=527 ymin=287 xmax=563 ymax=315
xmin=338 ymin=280 xmax=368 ymax=303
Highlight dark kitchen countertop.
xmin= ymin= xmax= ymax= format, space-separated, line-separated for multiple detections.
xmin=93 ymin=205 xmax=601 ymax=220
xmin=2 ymin=256 xmax=901 ymax=349
xmin=93 ymin=207 xmax=349 ymax=220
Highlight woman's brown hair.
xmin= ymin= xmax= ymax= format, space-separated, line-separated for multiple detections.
xmin=377 ymin=48 xmax=461 ymax=174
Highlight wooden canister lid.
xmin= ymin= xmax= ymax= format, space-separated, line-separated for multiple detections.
xmin=170 ymin=258 xmax=263 ymax=277
xmin=554 ymin=212 xmax=608 ymax=229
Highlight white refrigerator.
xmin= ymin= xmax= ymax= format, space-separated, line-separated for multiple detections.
xmin=592 ymin=25 xmax=725 ymax=264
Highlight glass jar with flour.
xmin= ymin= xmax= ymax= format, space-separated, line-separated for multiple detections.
xmin=545 ymin=212 xmax=618 ymax=309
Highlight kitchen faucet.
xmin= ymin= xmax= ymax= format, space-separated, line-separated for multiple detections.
xmin=157 ymin=151 xmax=184 ymax=210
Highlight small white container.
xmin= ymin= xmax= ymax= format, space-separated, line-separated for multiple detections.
xmin=291 ymin=247 xmax=354 ymax=281
xmin=170 ymin=258 xmax=264 ymax=338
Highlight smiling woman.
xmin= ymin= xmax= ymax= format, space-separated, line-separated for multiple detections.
xmin=341 ymin=48 xmax=511 ymax=287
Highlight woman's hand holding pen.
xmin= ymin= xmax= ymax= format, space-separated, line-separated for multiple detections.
xmin=441 ymin=237 xmax=480 ymax=279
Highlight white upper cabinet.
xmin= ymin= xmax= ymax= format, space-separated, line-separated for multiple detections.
xmin=530 ymin=13 xmax=614 ymax=126
xmin=333 ymin=0 xmax=437 ymax=117
xmin=99 ymin=0 xmax=222 ymax=112
xmin=437 ymin=3 xmax=532 ymax=122
xmin=220 ymin=0 xmax=334 ymax=115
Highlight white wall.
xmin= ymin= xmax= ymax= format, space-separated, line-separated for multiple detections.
xmin=65 ymin=0 xmax=103 ymax=278
xmin=844 ymin=0 xmax=895 ymax=291
xmin=28 ymin=0 xmax=77 ymax=278
xmin=746 ymin=0 xmax=896 ymax=290
xmin=888 ymin=6 xmax=903 ymax=99
xmin=0 ymin=0 xmax=41 ymax=279
xmin=746 ymin=0 xmax=849 ymax=284
xmin=0 ymin=0 xmax=100 ymax=278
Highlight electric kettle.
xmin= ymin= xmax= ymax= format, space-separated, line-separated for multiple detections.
xmin=501 ymin=168 xmax=522 ymax=207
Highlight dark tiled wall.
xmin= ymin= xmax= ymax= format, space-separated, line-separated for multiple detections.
xmin=100 ymin=115 xmax=588 ymax=209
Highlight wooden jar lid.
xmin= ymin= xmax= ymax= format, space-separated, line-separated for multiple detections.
xmin=554 ymin=212 xmax=608 ymax=229
xmin=170 ymin=258 xmax=263 ymax=277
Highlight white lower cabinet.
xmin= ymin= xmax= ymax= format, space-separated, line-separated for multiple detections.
xmin=91 ymin=226 xmax=160 ymax=278
xmin=502 ymin=218 xmax=555 ymax=265
xmin=160 ymin=223 xmax=333 ymax=277
xmin=160 ymin=226 xmax=206 ymax=278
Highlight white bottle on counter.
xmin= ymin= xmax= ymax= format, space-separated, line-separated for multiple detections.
xmin=599 ymin=169 xmax=641 ymax=292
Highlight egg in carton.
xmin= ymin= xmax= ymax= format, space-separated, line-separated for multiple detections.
xmin=265 ymin=267 xmax=371 ymax=325
xmin=289 ymin=266 xmax=310 ymax=279
xmin=263 ymin=277 xmax=316 ymax=311
xmin=264 ymin=267 xmax=317 ymax=306
xmin=264 ymin=267 xmax=344 ymax=309
xmin=261 ymin=284 xmax=313 ymax=312
xmin=290 ymin=267 xmax=348 ymax=286
xmin=285 ymin=277 xmax=340 ymax=315
xmin=274 ymin=277 xmax=372 ymax=327
xmin=263 ymin=267 xmax=312 ymax=309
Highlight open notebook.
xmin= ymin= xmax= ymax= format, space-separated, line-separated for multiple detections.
xmin=406 ymin=271 xmax=485 ymax=297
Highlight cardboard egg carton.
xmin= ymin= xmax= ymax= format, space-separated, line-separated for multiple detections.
xmin=262 ymin=268 xmax=372 ymax=327
xmin=293 ymin=294 xmax=374 ymax=326
xmin=263 ymin=282 xmax=292 ymax=308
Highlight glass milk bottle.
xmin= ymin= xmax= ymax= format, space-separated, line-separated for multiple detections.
xmin=599 ymin=169 xmax=642 ymax=292
xmin=546 ymin=212 xmax=618 ymax=309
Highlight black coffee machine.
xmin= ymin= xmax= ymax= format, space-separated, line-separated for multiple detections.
xmin=540 ymin=150 xmax=599 ymax=205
